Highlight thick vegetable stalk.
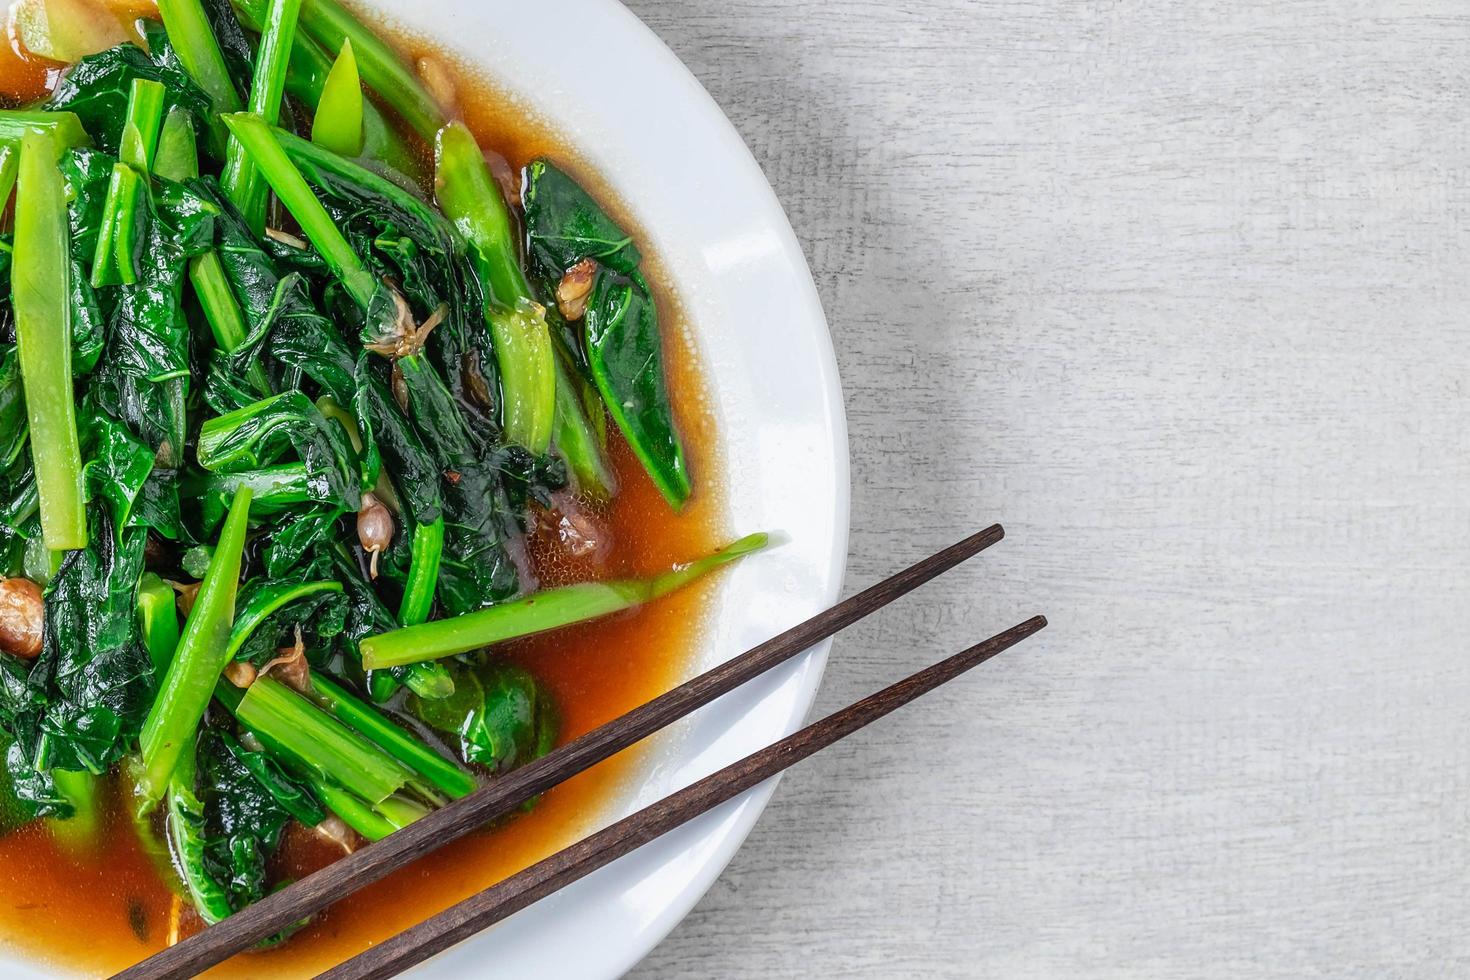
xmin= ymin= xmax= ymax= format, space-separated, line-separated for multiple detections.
xmin=435 ymin=122 xmax=554 ymax=453
xmin=311 ymin=38 xmax=363 ymax=156
xmin=137 ymin=572 xmax=182 ymax=676
xmin=91 ymin=78 xmax=166 ymax=288
xmin=152 ymin=106 xmax=199 ymax=183
xmin=13 ymin=128 xmax=86 ymax=551
xmin=153 ymin=110 xmax=270 ymax=397
xmin=119 ymin=78 xmax=166 ymax=173
xmin=397 ymin=517 xmax=443 ymax=627
xmin=220 ymin=0 xmax=304 ymax=235
xmin=552 ymin=355 xmax=615 ymax=497
xmin=309 ymin=674 xmax=473 ymax=799
xmin=310 ymin=779 xmax=425 ymax=842
xmin=228 ymin=676 xmax=408 ymax=805
xmin=362 ymin=532 xmax=771 ymax=669
xmin=0 ymin=110 xmax=90 ymax=149
xmin=220 ymin=112 xmax=377 ymax=304
xmin=137 ymin=485 xmax=253 ymax=806
xmin=156 ymin=0 xmax=242 ymax=154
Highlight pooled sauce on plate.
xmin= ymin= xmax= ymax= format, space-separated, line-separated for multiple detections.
xmin=0 ymin=11 xmax=725 ymax=976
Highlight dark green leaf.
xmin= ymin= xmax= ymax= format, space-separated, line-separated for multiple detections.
xmin=226 ymin=576 xmax=347 ymax=668
xmin=522 ymin=158 xmax=641 ymax=279
xmin=584 ymin=270 xmax=690 ymax=509
xmin=410 ymin=662 xmax=558 ymax=774
xmin=48 ymin=43 xmax=214 ymax=158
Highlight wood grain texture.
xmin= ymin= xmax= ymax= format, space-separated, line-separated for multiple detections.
xmin=622 ymin=0 xmax=1470 ymax=977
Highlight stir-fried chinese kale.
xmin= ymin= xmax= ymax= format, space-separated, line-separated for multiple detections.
xmin=0 ymin=0 xmax=764 ymax=938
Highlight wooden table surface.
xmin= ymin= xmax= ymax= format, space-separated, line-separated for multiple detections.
xmin=621 ymin=1 xmax=1469 ymax=976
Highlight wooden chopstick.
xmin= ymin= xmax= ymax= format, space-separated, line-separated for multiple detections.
xmin=322 ymin=614 xmax=1048 ymax=980
xmin=115 ymin=524 xmax=1006 ymax=980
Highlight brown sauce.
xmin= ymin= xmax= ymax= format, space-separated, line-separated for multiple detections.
xmin=0 ymin=10 xmax=725 ymax=976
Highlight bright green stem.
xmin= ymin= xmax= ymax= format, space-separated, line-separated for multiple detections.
xmin=89 ymin=162 xmax=142 ymax=287
xmin=137 ymin=572 xmax=182 ymax=676
xmin=13 ymin=129 xmax=86 ymax=552
xmin=294 ymin=0 xmax=445 ymax=141
xmin=166 ymin=738 xmax=233 ymax=924
xmin=156 ymin=106 xmax=269 ymax=394
xmin=156 ymin=0 xmax=241 ymax=154
xmin=311 ymin=781 xmax=423 ymax=842
xmin=272 ymin=127 xmax=441 ymax=241
xmin=309 ymin=674 xmax=474 ymax=799
xmin=222 ymin=112 xmax=377 ymax=306
xmin=231 ymin=0 xmax=419 ymax=177
xmin=434 ymin=121 xmax=532 ymax=305
xmin=137 ymin=485 xmax=253 ymax=807
xmin=48 ymin=769 xmax=99 ymax=851
xmin=221 ymin=0 xmax=303 ymax=234
xmin=0 ymin=111 xmax=90 ymax=150
xmin=552 ymin=355 xmax=614 ymax=499
xmin=0 ymin=143 xmax=19 ymax=210
xmin=311 ymin=37 xmax=363 ymax=156
xmin=91 ymin=79 xmax=164 ymax=287
xmin=435 ymin=122 xmax=554 ymax=453
xmin=191 ymin=252 xmax=271 ymax=394
xmin=233 ymin=675 xmax=408 ymax=805
xmin=119 ymin=78 xmax=166 ymax=173
xmin=362 ymin=533 xmax=771 ymax=669
xmin=153 ymin=107 xmax=199 ymax=182
xmin=397 ymin=516 xmax=442 ymax=627
xmin=368 ymin=662 xmax=455 ymax=704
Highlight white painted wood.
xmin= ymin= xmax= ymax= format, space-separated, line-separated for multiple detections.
xmin=623 ymin=0 xmax=1470 ymax=976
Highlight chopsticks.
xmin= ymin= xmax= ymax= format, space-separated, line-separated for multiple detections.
xmin=115 ymin=524 xmax=1010 ymax=980
xmin=323 ymin=614 xmax=1046 ymax=980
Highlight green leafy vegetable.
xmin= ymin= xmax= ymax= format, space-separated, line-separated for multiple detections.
xmin=410 ymin=662 xmax=556 ymax=775
xmin=436 ymin=122 xmax=554 ymax=453
xmin=138 ymin=484 xmax=252 ymax=806
xmin=220 ymin=0 xmax=303 ymax=234
xmin=223 ymin=577 xmax=345 ymax=666
xmin=362 ymin=533 xmax=770 ymax=669
xmin=584 ymin=269 xmax=691 ymax=507
xmin=14 ymin=128 xmax=87 ymax=551
xmin=232 ymin=675 xmax=408 ymax=805
xmin=0 ymin=507 xmax=151 ymax=789
xmin=0 ymin=6 xmax=756 ymax=932
xmin=311 ymin=38 xmax=363 ymax=156
xmin=522 ymin=159 xmax=689 ymax=507
xmin=47 ymin=44 xmax=212 ymax=158
xmin=522 ymin=159 xmax=641 ymax=278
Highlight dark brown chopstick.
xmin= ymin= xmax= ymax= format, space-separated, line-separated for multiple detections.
xmin=322 ymin=614 xmax=1048 ymax=980
xmin=115 ymin=524 xmax=1005 ymax=980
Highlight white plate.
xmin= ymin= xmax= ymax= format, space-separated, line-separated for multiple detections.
xmin=5 ymin=1 xmax=848 ymax=976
